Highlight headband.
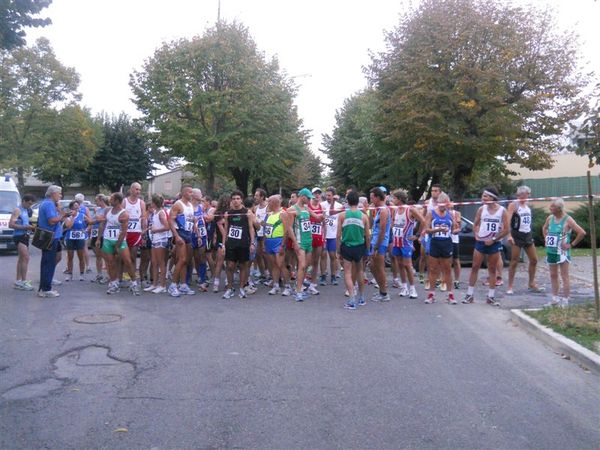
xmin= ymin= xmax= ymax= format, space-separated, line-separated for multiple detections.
xmin=483 ymin=190 xmax=498 ymax=200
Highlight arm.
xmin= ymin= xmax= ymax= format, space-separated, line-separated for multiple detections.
xmin=9 ymin=208 xmax=34 ymax=231
xmin=565 ymin=217 xmax=586 ymax=248
xmin=473 ymin=208 xmax=483 ymax=241
xmin=423 ymin=211 xmax=434 ymax=235
xmin=336 ymin=212 xmax=345 ymax=254
xmin=374 ymin=208 xmax=388 ymax=247
xmin=169 ymin=202 xmax=184 ymax=245
xmin=506 ymin=202 xmax=516 ymax=244
xmin=363 ymin=213 xmax=371 ymax=244
xmin=494 ymin=208 xmax=510 ymax=241
xmin=223 ymin=213 xmax=229 ymax=246
xmin=451 ymin=211 xmax=462 ymax=234
xmin=117 ymin=211 xmax=129 ymax=247
xmin=248 ymin=211 xmax=256 ymax=244
xmin=96 ymin=218 xmax=107 ymax=248
xmin=542 ymin=216 xmax=550 ymax=239
xmin=140 ymin=200 xmax=148 ymax=233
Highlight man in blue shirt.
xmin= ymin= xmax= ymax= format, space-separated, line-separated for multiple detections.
xmin=38 ymin=185 xmax=68 ymax=297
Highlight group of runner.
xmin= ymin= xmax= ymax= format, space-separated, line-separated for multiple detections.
xmin=16 ymin=182 xmax=587 ymax=308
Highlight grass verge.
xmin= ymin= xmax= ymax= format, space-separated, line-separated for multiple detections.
xmin=535 ymin=247 xmax=594 ymax=258
xmin=526 ymin=303 xmax=600 ymax=354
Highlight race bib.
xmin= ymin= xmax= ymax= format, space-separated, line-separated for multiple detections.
xmin=70 ymin=230 xmax=86 ymax=240
xmin=198 ymin=225 xmax=207 ymax=237
xmin=105 ymin=226 xmax=119 ymax=240
xmin=91 ymin=228 xmax=99 ymax=238
xmin=264 ymin=224 xmax=274 ymax=238
xmin=483 ymin=221 xmax=498 ymax=233
xmin=184 ymin=219 xmax=194 ymax=232
xmin=311 ymin=223 xmax=322 ymax=235
xmin=325 ymin=217 xmax=335 ymax=228
xmin=392 ymin=225 xmax=403 ymax=238
xmin=228 ymin=225 xmax=243 ymax=240
xmin=545 ymin=235 xmax=559 ymax=248
xmin=300 ymin=219 xmax=311 ymax=233
xmin=128 ymin=219 xmax=141 ymax=231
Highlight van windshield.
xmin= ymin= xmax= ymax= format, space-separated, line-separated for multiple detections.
xmin=0 ymin=191 xmax=19 ymax=214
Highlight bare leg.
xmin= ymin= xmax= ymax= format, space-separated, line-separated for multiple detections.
xmin=524 ymin=244 xmax=539 ymax=288
xmin=559 ymin=262 xmax=570 ymax=299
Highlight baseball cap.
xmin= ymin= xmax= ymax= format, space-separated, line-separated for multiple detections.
xmin=298 ymin=188 xmax=314 ymax=199
xmin=311 ymin=187 xmax=322 ymax=194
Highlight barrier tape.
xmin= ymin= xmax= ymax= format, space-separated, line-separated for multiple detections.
xmin=210 ymin=193 xmax=600 ymax=216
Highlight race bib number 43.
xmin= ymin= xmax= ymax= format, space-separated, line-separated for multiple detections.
xmin=228 ymin=225 xmax=243 ymax=239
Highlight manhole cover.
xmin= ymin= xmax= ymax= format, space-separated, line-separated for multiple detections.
xmin=73 ymin=314 xmax=122 ymax=324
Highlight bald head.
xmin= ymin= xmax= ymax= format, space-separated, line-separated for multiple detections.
xmin=129 ymin=182 xmax=142 ymax=199
xmin=192 ymin=188 xmax=203 ymax=202
xmin=268 ymin=194 xmax=281 ymax=210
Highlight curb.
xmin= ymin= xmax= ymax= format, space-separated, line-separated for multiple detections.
xmin=510 ymin=309 xmax=600 ymax=375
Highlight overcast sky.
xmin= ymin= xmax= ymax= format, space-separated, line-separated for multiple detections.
xmin=27 ymin=0 xmax=600 ymax=162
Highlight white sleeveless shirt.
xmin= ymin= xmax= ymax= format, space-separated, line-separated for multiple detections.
xmin=478 ymin=205 xmax=504 ymax=240
xmin=125 ymin=197 xmax=142 ymax=232
xmin=515 ymin=202 xmax=532 ymax=233
xmin=104 ymin=208 xmax=125 ymax=240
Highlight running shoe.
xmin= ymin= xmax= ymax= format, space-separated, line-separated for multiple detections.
xmin=85 ymin=267 xmax=93 ymax=274
xmin=307 ymin=284 xmax=320 ymax=295
xmin=222 ymin=288 xmax=235 ymax=299
xmin=447 ymin=293 xmax=457 ymax=305
xmin=168 ymin=283 xmax=181 ymax=298
xmin=439 ymin=282 xmax=447 ymax=292
xmin=245 ymin=284 xmax=257 ymax=295
xmin=198 ymin=282 xmax=209 ymax=292
xmin=392 ymin=278 xmax=401 ymax=289
xmin=294 ymin=292 xmax=304 ymax=302
xmin=52 ymin=278 xmax=62 ymax=286
xmin=506 ymin=289 xmax=514 ymax=295
xmin=106 ymin=282 xmax=120 ymax=295
xmin=331 ymin=276 xmax=338 ymax=286
xmin=14 ymin=281 xmax=28 ymax=290
xmin=528 ymin=286 xmax=545 ymax=293
xmin=435 ymin=280 xmax=441 ymax=289
xmin=495 ymin=277 xmax=503 ymax=287
xmin=486 ymin=296 xmax=500 ymax=307
xmin=560 ymin=297 xmax=569 ymax=308
xmin=398 ymin=286 xmax=409 ymax=297
xmin=268 ymin=287 xmax=281 ymax=295
xmin=418 ymin=273 xmax=425 ymax=284
xmin=152 ymin=286 xmax=167 ymax=294
xmin=344 ymin=300 xmax=357 ymax=310
xmin=319 ymin=275 xmax=327 ymax=286
xmin=372 ymin=292 xmax=390 ymax=302
xmin=462 ymin=294 xmax=474 ymax=304
xmin=63 ymin=269 xmax=71 ymax=274
xmin=143 ymin=284 xmax=157 ymax=292
xmin=543 ymin=298 xmax=561 ymax=308
xmin=282 ymin=286 xmax=292 ymax=297
xmin=38 ymin=289 xmax=60 ymax=298
xmin=64 ymin=274 xmax=73 ymax=282
xmin=453 ymin=280 xmax=460 ymax=290
xmin=409 ymin=287 xmax=418 ymax=299
xmin=212 ymin=279 xmax=220 ymax=293
xmin=357 ymin=296 xmax=366 ymax=306
xmin=178 ymin=284 xmax=195 ymax=295
xmin=424 ymin=293 xmax=435 ymax=304
xmin=79 ymin=273 xmax=85 ymax=281
xmin=239 ymin=288 xmax=247 ymax=299
xmin=130 ymin=281 xmax=141 ymax=296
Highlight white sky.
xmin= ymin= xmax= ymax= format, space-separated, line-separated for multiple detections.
xmin=27 ymin=0 xmax=600 ymax=161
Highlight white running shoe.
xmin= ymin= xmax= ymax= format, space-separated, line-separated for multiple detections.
xmin=409 ymin=286 xmax=418 ymax=299
xmin=307 ymin=283 xmax=320 ymax=295
xmin=245 ymin=284 xmax=257 ymax=295
xmin=392 ymin=278 xmax=401 ymax=288
xmin=52 ymin=278 xmax=62 ymax=286
xmin=212 ymin=279 xmax=220 ymax=293
xmin=130 ymin=281 xmax=141 ymax=296
xmin=143 ymin=284 xmax=157 ymax=292
xmin=222 ymin=288 xmax=235 ymax=299
xmin=178 ymin=283 xmax=195 ymax=295
xmin=398 ymin=286 xmax=409 ymax=297
xmin=168 ymin=283 xmax=181 ymax=297
xmin=106 ymin=282 xmax=120 ymax=295
xmin=239 ymin=288 xmax=247 ymax=299
xmin=281 ymin=287 xmax=292 ymax=297
xmin=152 ymin=286 xmax=167 ymax=294
xmin=268 ymin=286 xmax=281 ymax=295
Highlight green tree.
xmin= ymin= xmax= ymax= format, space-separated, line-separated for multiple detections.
xmin=0 ymin=37 xmax=80 ymax=187
xmin=573 ymin=81 xmax=600 ymax=166
xmin=368 ymin=0 xmax=587 ymax=200
xmin=130 ymin=21 xmax=309 ymax=196
xmin=82 ymin=114 xmax=153 ymax=192
xmin=0 ymin=0 xmax=52 ymax=50
xmin=32 ymin=105 xmax=101 ymax=187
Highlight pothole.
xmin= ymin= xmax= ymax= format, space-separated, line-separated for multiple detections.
xmin=73 ymin=314 xmax=123 ymax=324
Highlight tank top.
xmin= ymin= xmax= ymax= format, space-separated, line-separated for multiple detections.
xmin=150 ymin=209 xmax=169 ymax=242
xmin=478 ymin=205 xmax=504 ymax=240
xmin=104 ymin=208 xmax=125 ymax=240
xmin=226 ymin=207 xmax=250 ymax=248
xmin=308 ymin=201 xmax=324 ymax=237
xmin=13 ymin=206 xmax=30 ymax=237
xmin=265 ymin=211 xmax=284 ymax=238
xmin=293 ymin=205 xmax=312 ymax=246
xmin=194 ymin=204 xmax=207 ymax=239
xmin=66 ymin=210 xmax=87 ymax=240
xmin=431 ymin=209 xmax=453 ymax=240
xmin=255 ymin=203 xmax=268 ymax=237
xmin=175 ymin=200 xmax=195 ymax=235
xmin=342 ymin=209 xmax=365 ymax=247
xmin=392 ymin=206 xmax=414 ymax=248
xmin=546 ymin=215 xmax=570 ymax=256
xmin=125 ymin=197 xmax=142 ymax=232
xmin=515 ymin=202 xmax=532 ymax=233
xmin=371 ymin=207 xmax=390 ymax=245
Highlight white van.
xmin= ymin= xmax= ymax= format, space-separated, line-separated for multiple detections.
xmin=0 ymin=175 xmax=21 ymax=251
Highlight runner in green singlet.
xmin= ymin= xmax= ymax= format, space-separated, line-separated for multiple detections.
xmin=542 ymin=197 xmax=586 ymax=307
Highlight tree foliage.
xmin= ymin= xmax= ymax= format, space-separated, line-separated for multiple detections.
xmin=573 ymin=81 xmax=600 ymax=167
xmin=0 ymin=0 xmax=52 ymax=50
xmin=130 ymin=21 xmax=312 ymax=196
xmin=32 ymin=105 xmax=101 ymax=187
xmin=0 ymin=37 xmax=81 ymax=187
xmin=326 ymin=0 xmax=586 ymax=200
xmin=82 ymin=114 xmax=153 ymax=192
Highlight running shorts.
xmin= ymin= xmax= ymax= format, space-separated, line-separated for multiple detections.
xmin=474 ymin=240 xmax=503 ymax=255
xmin=340 ymin=243 xmax=366 ymax=263
xmin=429 ymin=239 xmax=453 ymax=258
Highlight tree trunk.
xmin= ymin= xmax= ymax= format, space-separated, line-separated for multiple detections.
xmin=409 ymin=170 xmax=431 ymax=203
xmin=206 ymin=160 xmax=216 ymax=196
xmin=251 ymin=178 xmax=261 ymax=195
xmin=17 ymin=166 xmax=25 ymax=190
xmin=450 ymin=164 xmax=474 ymax=202
xmin=231 ymin=168 xmax=249 ymax=197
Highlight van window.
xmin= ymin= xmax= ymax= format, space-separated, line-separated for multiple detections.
xmin=0 ymin=191 xmax=19 ymax=214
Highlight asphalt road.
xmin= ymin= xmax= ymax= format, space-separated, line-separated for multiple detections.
xmin=1 ymin=249 xmax=599 ymax=449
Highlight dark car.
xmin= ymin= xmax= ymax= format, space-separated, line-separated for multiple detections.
xmin=456 ymin=216 xmax=511 ymax=265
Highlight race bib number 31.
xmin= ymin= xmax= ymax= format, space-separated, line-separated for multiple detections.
xmin=311 ymin=223 xmax=322 ymax=235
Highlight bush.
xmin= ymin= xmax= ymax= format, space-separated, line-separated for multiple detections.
xmin=531 ymin=206 xmax=547 ymax=247
xmin=570 ymin=202 xmax=600 ymax=248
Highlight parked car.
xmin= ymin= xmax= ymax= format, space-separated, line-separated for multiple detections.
xmin=455 ymin=216 xmax=511 ymax=266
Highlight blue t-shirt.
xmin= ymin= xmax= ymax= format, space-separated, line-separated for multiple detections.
xmin=38 ymin=199 xmax=62 ymax=239
xmin=13 ymin=206 xmax=30 ymax=237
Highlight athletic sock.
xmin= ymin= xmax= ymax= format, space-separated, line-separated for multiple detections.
xmin=198 ymin=263 xmax=207 ymax=283
xmin=401 ymin=283 xmax=407 ymax=290
xmin=467 ymin=286 xmax=474 ymax=296
xmin=488 ymin=289 xmax=495 ymax=298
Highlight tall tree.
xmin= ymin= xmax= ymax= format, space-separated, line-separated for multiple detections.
xmin=130 ymin=21 xmax=309 ymax=196
xmin=573 ymin=81 xmax=600 ymax=166
xmin=32 ymin=105 xmax=101 ymax=187
xmin=0 ymin=0 xmax=52 ymax=50
xmin=82 ymin=114 xmax=153 ymax=192
xmin=0 ymin=37 xmax=80 ymax=187
xmin=368 ymin=0 xmax=587 ymax=200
